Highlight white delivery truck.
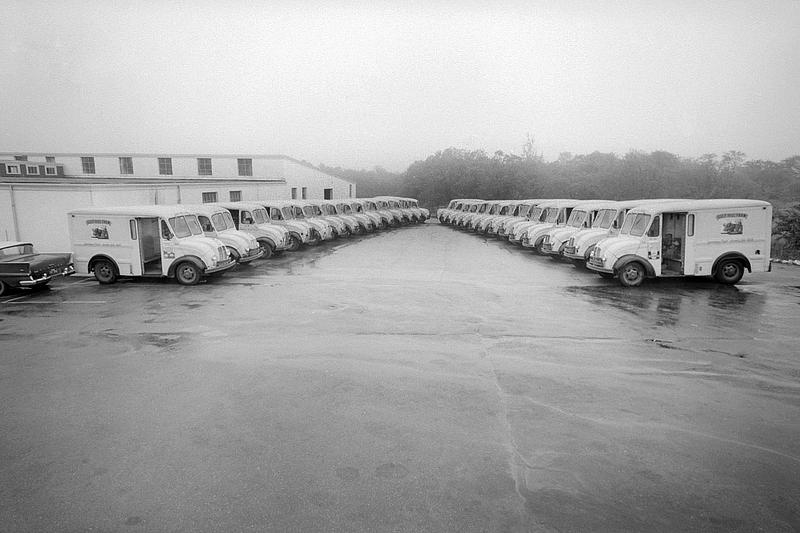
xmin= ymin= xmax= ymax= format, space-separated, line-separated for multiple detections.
xmin=69 ymin=205 xmax=235 ymax=285
xmin=587 ymin=199 xmax=772 ymax=286
xmin=215 ymin=201 xmax=291 ymax=258
xmin=184 ymin=204 xmax=264 ymax=263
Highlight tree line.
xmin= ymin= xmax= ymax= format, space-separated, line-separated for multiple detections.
xmin=320 ymin=147 xmax=800 ymax=257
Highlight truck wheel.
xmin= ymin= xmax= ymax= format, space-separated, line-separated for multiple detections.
xmin=227 ymin=247 xmax=240 ymax=262
xmin=287 ymin=235 xmax=301 ymax=252
xmin=715 ymin=259 xmax=744 ymax=285
xmin=618 ymin=261 xmax=646 ymax=287
xmin=93 ymin=259 xmax=118 ymax=284
xmin=175 ymin=262 xmax=202 ymax=285
xmin=258 ymin=241 xmax=274 ymax=259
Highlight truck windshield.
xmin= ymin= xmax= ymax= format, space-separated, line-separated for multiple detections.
xmin=312 ymin=206 xmax=323 ymax=216
xmin=592 ymin=209 xmax=617 ymax=229
xmin=251 ymin=209 xmax=267 ymax=224
xmin=223 ymin=212 xmax=236 ymax=229
xmin=186 ymin=216 xmax=203 ymax=235
xmin=169 ymin=216 xmax=194 ymax=238
xmin=303 ymin=206 xmax=316 ymax=217
xmin=352 ymin=203 xmax=363 ymax=213
xmin=567 ymin=210 xmax=588 ymax=227
xmin=281 ymin=207 xmax=295 ymax=219
xmin=270 ymin=208 xmax=283 ymax=221
xmin=211 ymin=213 xmax=227 ymax=230
xmin=543 ymin=208 xmax=559 ymax=223
xmin=517 ymin=205 xmax=531 ymax=217
xmin=292 ymin=207 xmax=305 ymax=219
xmin=621 ymin=213 xmax=651 ymax=236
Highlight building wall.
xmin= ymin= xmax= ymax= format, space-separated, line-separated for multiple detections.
xmin=282 ymin=160 xmax=355 ymax=199
xmin=0 ymin=181 xmax=286 ymax=250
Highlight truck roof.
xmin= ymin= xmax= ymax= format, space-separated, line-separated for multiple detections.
xmin=626 ymin=199 xmax=771 ymax=215
xmin=68 ymin=205 xmax=198 ymax=217
xmin=212 ymin=201 xmax=269 ymax=210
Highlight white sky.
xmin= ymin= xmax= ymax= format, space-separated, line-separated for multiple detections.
xmin=2 ymin=0 xmax=799 ymax=171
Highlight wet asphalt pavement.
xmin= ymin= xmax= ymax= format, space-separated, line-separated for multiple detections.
xmin=1 ymin=222 xmax=799 ymax=532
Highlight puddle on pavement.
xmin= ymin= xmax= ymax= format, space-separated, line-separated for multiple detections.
xmin=564 ymin=283 xmax=766 ymax=331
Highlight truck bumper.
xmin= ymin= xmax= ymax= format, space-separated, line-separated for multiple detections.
xmin=586 ymin=260 xmax=614 ymax=275
xmin=205 ymin=259 xmax=236 ymax=275
xmin=237 ymin=249 xmax=265 ymax=263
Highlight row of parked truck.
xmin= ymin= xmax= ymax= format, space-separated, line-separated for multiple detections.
xmin=438 ymin=198 xmax=772 ymax=287
xmin=67 ymin=197 xmax=429 ymax=286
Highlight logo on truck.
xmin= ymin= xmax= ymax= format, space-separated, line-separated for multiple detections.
xmin=717 ymin=213 xmax=746 ymax=235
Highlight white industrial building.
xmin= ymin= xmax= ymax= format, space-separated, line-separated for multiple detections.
xmin=0 ymin=152 xmax=355 ymax=250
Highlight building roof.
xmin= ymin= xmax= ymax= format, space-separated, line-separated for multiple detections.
xmin=0 ymin=152 xmax=355 ymax=184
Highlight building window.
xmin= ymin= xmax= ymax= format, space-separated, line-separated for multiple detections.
xmin=46 ymin=156 xmax=55 ymax=163
xmin=197 ymin=158 xmax=212 ymax=176
xmin=26 ymin=165 xmax=39 ymax=175
xmin=5 ymin=164 xmax=20 ymax=175
xmin=158 ymin=157 xmax=173 ymax=175
xmin=45 ymin=166 xmax=57 ymax=175
xmin=237 ymin=158 xmax=252 ymax=176
xmin=14 ymin=155 xmax=27 ymax=161
xmin=301 ymin=187 xmax=307 ymax=199
xmin=119 ymin=157 xmax=133 ymax=175
xmin=291 ymin=187 xmax=298 ymax=199
xmin=81 ymin=157 xmax=96 ymax=174
xmin=229 ymin=190 xmax=242 ymax=202
xmin=349 ymin=184 xmax=353 ymax=197
xmin=324 ymin=188 xmax=333 ymax=200
xmin=202 ymin=192 xmax=217 ymax=203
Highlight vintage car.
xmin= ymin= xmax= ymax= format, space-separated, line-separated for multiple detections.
xmin=0 ymin=241 xmax=75 ymax=296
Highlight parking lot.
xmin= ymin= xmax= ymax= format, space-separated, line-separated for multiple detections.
xmin=2 ymin=222 xmax=799 ymax=532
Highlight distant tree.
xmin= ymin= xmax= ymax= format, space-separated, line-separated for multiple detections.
xmin=773 ymin=203 xmax=800 ymax=257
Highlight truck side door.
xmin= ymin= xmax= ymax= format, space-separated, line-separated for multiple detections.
xmin=645 ymin=215 xmax=662 ymax=276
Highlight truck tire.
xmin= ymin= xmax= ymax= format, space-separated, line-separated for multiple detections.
xmin=175 ymin=261 xmax=202 ymax=285
xmin=93 ymin=259 xmax=118 ymax=284
xmin=227 ymin=247 xmax=240 ymax=262
xmin=258 ymin=240 xmax=274 ymax=259
xmin=715 ymin=259 xmax=744 ymax=285
xmin=618 ymin=261 xmax=646 ymax=287
xmin=287 ymin=235 xmax=301 ymax=252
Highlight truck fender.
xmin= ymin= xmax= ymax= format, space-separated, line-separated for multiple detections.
xmin=288 ymin=231 xmax=302 ymax=241
xmin=257 ymin=237 xmax=277 ymax=249
xmin=167 ymin=255 xmax=206 ymax=278
xmin=613 ymin=255 xmax=656 ymax=278
xmin=88 ymin=254 xmax=119 ymax=275
xmin=712 ymin=253 xmax=751 ymax=274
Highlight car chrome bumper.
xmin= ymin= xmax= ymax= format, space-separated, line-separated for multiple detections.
xmin=19 ymin=265 xmax=76 ymax=286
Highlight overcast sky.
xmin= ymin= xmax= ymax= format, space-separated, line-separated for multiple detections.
xmin=2 ymin=0 xmax=798 ymax=171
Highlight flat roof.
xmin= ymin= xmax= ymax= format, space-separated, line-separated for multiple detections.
xmin=0 ymin=152 xmax=356 ymax=184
